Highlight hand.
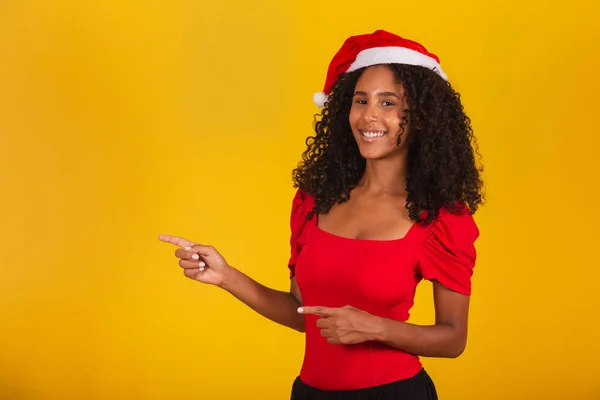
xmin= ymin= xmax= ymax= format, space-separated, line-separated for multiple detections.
xmin=298 ymin=305 xmax=385 ymax=345
xmin=158 ymin=234 xmax=233 ymax=287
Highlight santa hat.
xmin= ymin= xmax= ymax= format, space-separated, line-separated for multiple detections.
xmin=313 ymin=30 xmax=448 ymax=107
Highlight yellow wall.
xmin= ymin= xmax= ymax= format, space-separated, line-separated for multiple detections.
xmin=1 ymin=0 xmax=599 ymax=399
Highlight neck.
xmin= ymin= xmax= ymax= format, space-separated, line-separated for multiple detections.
xmin=358 ymin=155 xmax=407 ymax=195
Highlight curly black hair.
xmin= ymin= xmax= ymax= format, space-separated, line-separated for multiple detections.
xmin=292 ymin=64 xmax=485 ymax=225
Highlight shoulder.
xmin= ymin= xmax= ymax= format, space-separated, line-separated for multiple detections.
xmin=420 ymin=202 xmax=479 ymax=241
xmin=415 ymin=203 xmax=480 ymax=295
xmin=287 ymin=189 xmax=316 ymax=275
xmin=433 ymin=204 xmax=479 ymax=236
xmin=291 ymin=188 xmax=316 ymax=217
xmin=289 ymin=188 xmax=316 ymax=237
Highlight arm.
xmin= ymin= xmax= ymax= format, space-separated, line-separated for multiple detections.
xmin=373 ymin=209 xmax=477 ymax=358
xmin=300 ymin=281 xmax=469 ymax=358
xmin=373 ymin=281 xmax=469 ymax=358
xmin=158 ymin=234 xmax=305 ymax=333
xmin=299 ymin=207 xmax=477 ymax=357
xmin=221 ymin=270 xmax=305 ymax=332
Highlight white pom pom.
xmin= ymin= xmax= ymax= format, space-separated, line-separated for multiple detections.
xmin=313 ymin=91 xmax=328 ymax=107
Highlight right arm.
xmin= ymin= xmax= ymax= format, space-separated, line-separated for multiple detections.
xmin=220 ymin=270 xmax=305 ymax=332
xmin=158 ymin=235 xmax=305 ymax=333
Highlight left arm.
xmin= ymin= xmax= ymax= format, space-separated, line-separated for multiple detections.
xmin=299 ymin=281 xmax=470 ymax=359
xmin=373 ymin=281 xmax=469 ymax=358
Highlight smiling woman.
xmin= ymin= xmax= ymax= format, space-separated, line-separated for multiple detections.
xmin=351 ymin=67 xmax=408 ymax=151
xmin=287 ymin=31 xmax=483 ymax=399
xmin=160 ymin=29 xmax=484 ymax=400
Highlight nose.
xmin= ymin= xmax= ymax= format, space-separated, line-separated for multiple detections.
xmin=362 ymin=101 xmax=379 ymax=122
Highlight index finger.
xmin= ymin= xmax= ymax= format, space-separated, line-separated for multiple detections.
xmin=158 ymin=234 xmax=196 ymax=248
xmin=297 ymin=306 xmax=338 ymax=317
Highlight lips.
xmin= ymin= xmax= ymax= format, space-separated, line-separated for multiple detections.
xmin=359 ymin=129 xmax=387 ymax=142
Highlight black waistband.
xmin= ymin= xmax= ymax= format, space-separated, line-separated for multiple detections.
xmin=290 ymin=368 xmax=438 ymax=400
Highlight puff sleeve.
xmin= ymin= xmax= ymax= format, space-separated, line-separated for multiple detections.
xmin=416 ymin=208 xmax=480 ymax=295
xmin=287 ymin=189 xmax=312 ymax=278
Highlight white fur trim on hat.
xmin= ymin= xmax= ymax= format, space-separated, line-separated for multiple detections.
xmin=347 ymin=46 xmax=448 ymax=80
xmin=313 ymin=91 xmax=329 ymax=107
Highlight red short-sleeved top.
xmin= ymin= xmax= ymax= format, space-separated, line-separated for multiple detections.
xmin=288 ymin=189 xmax=479 ymax=391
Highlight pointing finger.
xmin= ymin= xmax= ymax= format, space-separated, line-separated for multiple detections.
xmin=297 ymin=306 xmax=338 ymax=317
xmin=158 ymin=235 xmax=196 ymax=248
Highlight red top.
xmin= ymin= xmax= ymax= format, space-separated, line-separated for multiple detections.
xmin=288 ymin=189 xmax=479 ymax=391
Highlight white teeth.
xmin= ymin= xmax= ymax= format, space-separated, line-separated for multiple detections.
xmin=362 ymin=131 xmax=385 ymax=138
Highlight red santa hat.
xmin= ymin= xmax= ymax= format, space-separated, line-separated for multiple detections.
xmin=313 ymin=30 xmax=448 ymax=107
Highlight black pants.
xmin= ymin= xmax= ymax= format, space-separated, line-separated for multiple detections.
xmin=290 ymin=369 xmax=438 ymax=400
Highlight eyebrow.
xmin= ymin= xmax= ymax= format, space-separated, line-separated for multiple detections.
xmin=353 ymin=91 xmax=400 ymax=99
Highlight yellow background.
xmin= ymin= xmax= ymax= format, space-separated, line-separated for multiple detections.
xmin=1 ymin=0 xmax=599 ymax=399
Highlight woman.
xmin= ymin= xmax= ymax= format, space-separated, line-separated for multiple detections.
xmin=159 ymin=29 xmax=484 ymax=400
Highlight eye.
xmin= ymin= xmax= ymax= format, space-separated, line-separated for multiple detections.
xmin=382 ymin=101 xmax=395 ymax=106
xmin=355 ymin=99 xmax=367 ymax=104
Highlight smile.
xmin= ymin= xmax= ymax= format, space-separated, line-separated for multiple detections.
xmin=359 ymin=129 xmax=387 ymax=141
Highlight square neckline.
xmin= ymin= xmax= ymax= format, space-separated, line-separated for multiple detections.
xmin=313 ymin=212 xmax=419 ymax=243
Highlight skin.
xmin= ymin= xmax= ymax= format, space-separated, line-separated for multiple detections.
xmin=159 ymin=64 xmax=470 ymax=358
xmin=158 ymin=235 xmax=306 ymax=333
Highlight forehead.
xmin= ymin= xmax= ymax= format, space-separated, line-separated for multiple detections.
xmin=355 ymin=65 xmax=401 ymax=90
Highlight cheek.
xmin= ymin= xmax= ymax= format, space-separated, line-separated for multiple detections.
xmin=348 ymin=107 xmax=361 ymax=128
xmin=383 ymin=112 xmax=404 ymax=133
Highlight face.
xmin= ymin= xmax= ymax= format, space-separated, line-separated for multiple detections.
xmin=348 ymin=65 xmax=409 ymax=160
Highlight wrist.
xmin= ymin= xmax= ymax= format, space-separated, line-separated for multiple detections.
xmin=368 ymin=315 xmax=389 ymax=342
xmin=217 ymin=264 xmax=237 ymax=290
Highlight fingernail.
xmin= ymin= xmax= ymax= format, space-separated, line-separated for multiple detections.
xmin=185 ymin=246 xmax=191 ymax=250
xmin=192 ymin=254 xmax=199 ymax=260
xmin=297 ymin=307 xmax=304 ymax=313
xmin=199 ymin=261 xmax=205 ymax=267
xmin=199 ymin=267 xmax=205 ymax=272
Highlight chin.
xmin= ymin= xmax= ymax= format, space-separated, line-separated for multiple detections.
xmin=358 ymin=149 xmax=387 ymax=160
